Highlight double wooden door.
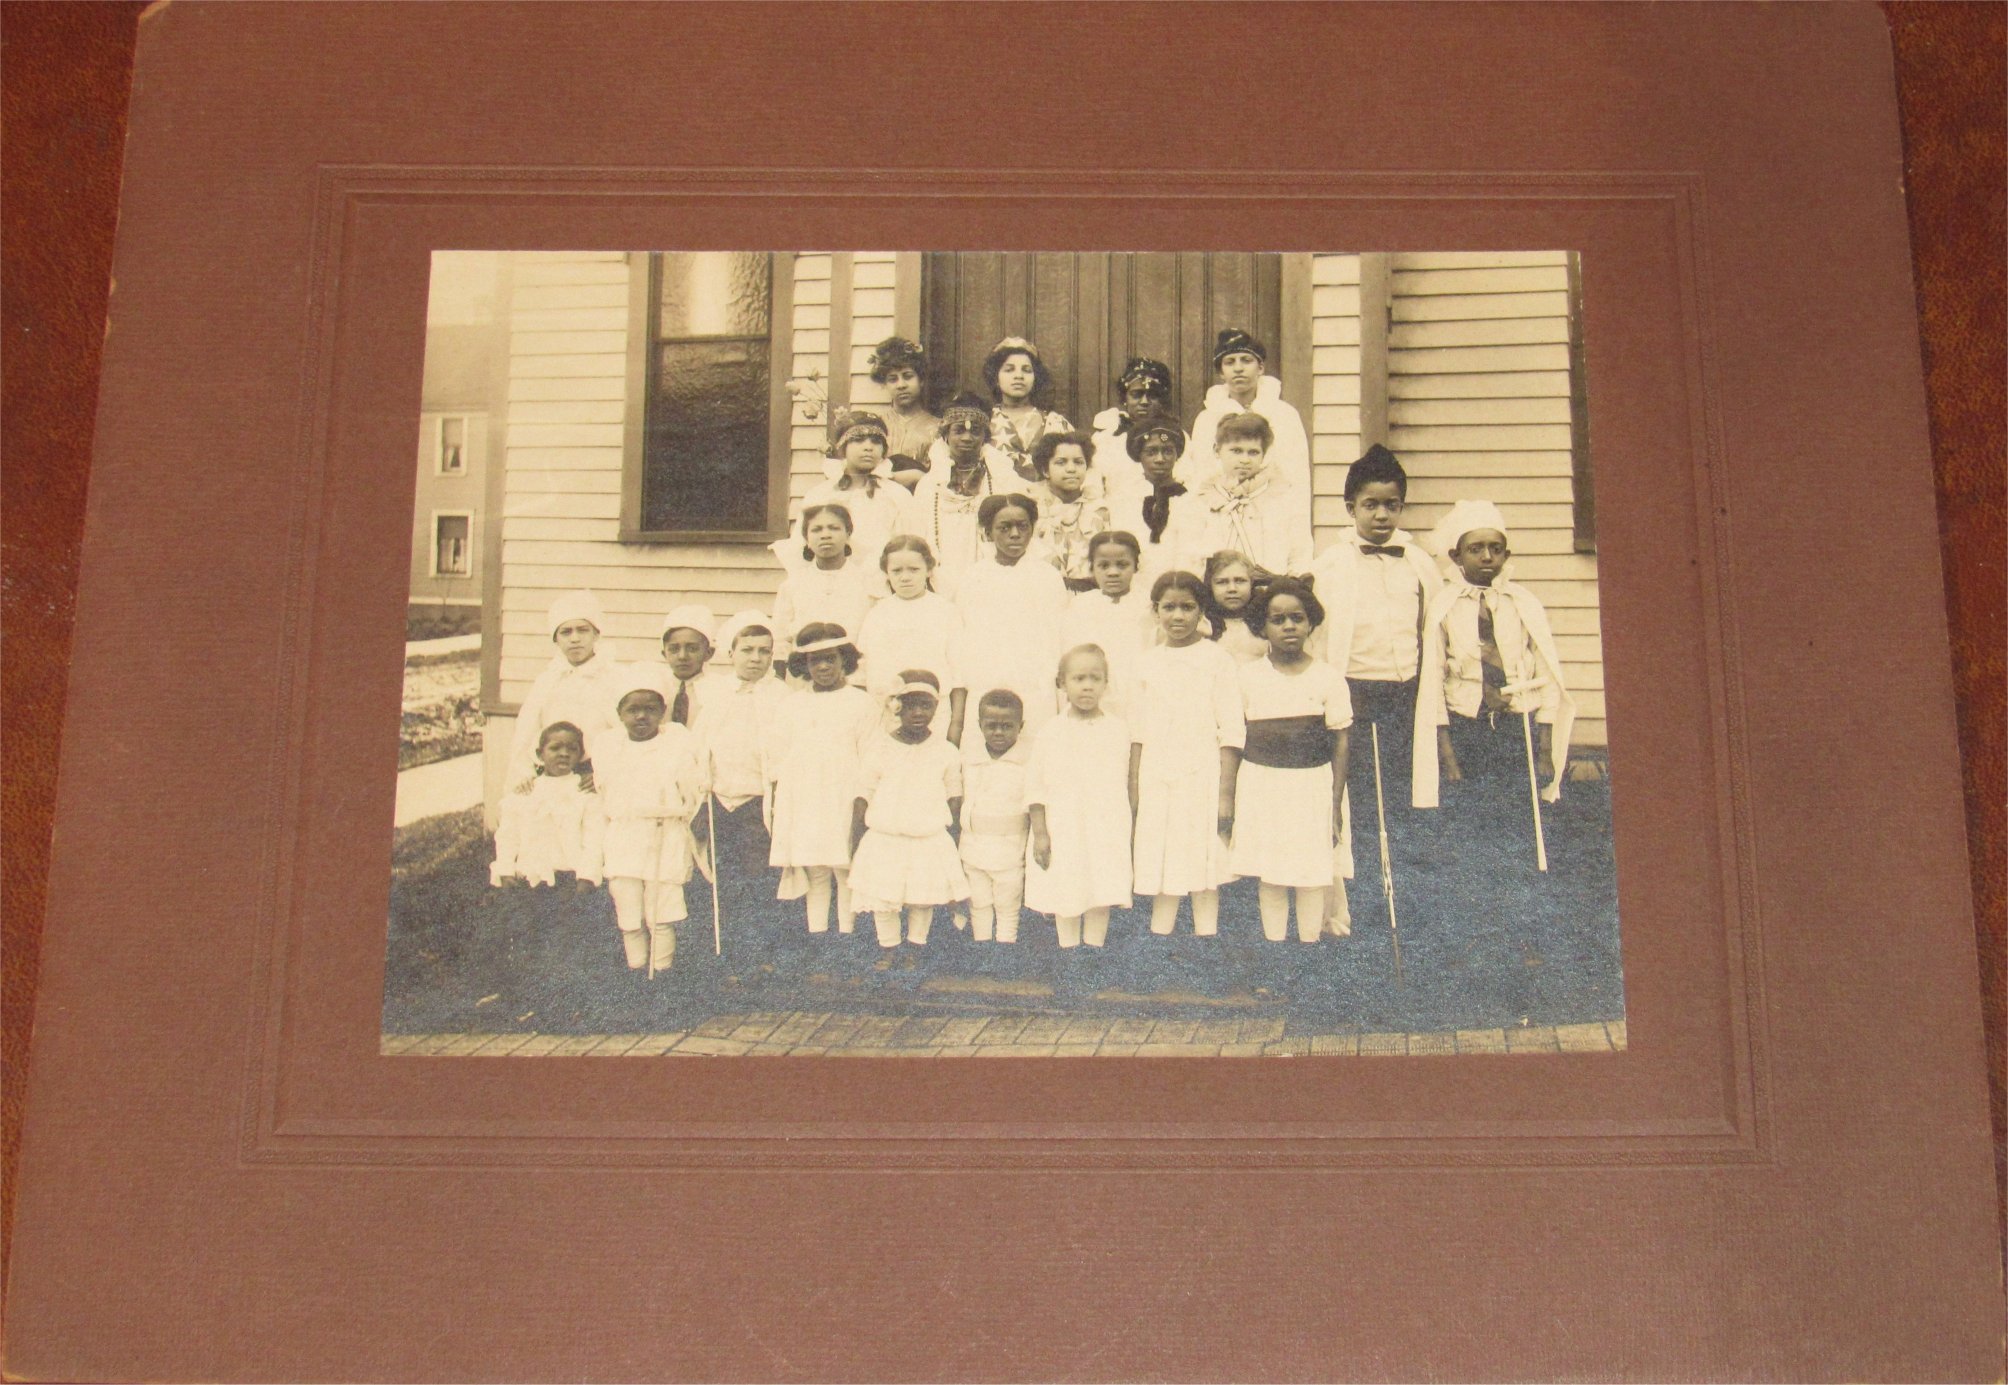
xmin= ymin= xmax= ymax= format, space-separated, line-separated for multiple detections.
xmin=921 ymin=253 xmax=1281 ymax=426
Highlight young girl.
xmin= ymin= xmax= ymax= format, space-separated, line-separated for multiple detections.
xmin=766 ymin=622 xmax=881 ymax=936
xmin=982 ymin=337 xmax=1073 ymax=483
xmin=848 ymin=671 xmax=967 ymax=954
xmin=771 ymin=502 xmax=874 ymax=673
xmin=1230 ymin=577 xmax=1353 ymax=945
xmin=865 ymin=336 xmax=940 ymax=489
xmin=1130 ymin=570 xmax=1247 ymax=939
xmin=948 ymin=493 xmax=1068 ymax=743
xmin=1028 ymin=430 xmax=1120 ymax=592
xmin=797 ymin=408 xmax=917 ymax=587
xmin=911 ymin=392 xmax=1017 ymax=594
xmin=1203 ymin=550 xmax=1270 ymax=663
xmin=1025 ymin=645 xmax=1135 ymax=950
xmin=592 ymin=682 xmax=705 ymax=979
xmin=1168 ymin=413 xmax=1311 ymax=577
xmin=491 ymin=721 xmax=604 ymax=890
xmin=1058 ymin=530 xmax=1153 ymax=717
xmin=856 ymin=535 xmax=961 ymax=732
xmin=505 ymin=589 xmax=630 ymax=789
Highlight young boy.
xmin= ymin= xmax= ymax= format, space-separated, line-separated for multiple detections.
xmin=692 ymin=610 xmax=787 ymax=951
xmin=592 ymin=682 xmax=705 ymax=980
xmin=1185 ymin=328 xmax=1313 ymax=541
xmin=1308 ymin=445 xmax=1444 ymax=905
xmin=956 ymin=689 xmax=1033 ymax=946
xmin=1167 ymin=411 xmax=1311 ymax=577
xmin=657 ymin=604 xmax=724 ymax=730
xmin=1413 ymin=499 xmax=1575 ymax=843
xmin=505 ymin=589 xmax=631 ymax=790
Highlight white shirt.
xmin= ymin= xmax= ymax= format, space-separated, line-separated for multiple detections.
xmin=1343 ymin=536 xmax=1426 ymax=682
xmin=1436 ymin=584 xmax=1553 ymax=722
xmin=695 ymin=675 xmax=786 ymax=809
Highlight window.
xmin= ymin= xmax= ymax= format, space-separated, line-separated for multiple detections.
xmin=622 ymin=252 xmax=793 ymax=541
xmin=436 ymin=415 xmax=468 ymax=475
xmin=432 ymin=512 xmax=472 ymax=577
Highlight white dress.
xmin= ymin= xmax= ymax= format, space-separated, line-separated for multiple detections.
xmin=798 ymin=476 xmax=919 ymax=576
xmin=950 ymin=556 xmax=1069 ymax=728
xmin=1230 ymin=657 xmax=1353 ymax=887
xmin=857 ymin=591 xmax=961 ymax=696
xmin=770 ymin=561 xmax=874 ymax=655
xmin=847 ymin=735 xmax=969 ymax=912
xmin=1058 ymin=586 xmax=1156 ymax=718
xmin=1130 ymin=640 xmax=1247 ymax=895
xmin=490 ymin=773 xmax=604 ymax=886
xmin=1181 ymin=375 xmax=1314 ymax=541
xmin=1213 ymin=620 xmax=1268 ymax=664
xmin=588 ymin=726 xmax=704 ymax=888
xmin=1023 ymin=711 xmax=1134 ymax=916
xmin=766 ymin=684 xmax=881 ymax=871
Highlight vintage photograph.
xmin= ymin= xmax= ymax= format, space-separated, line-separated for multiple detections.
xmin=383 ymin=250 xmax=1623 ymax=1058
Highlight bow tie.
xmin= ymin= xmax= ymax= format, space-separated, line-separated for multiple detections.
xmin=1359 ymin=543 xmax=1405 ymax=557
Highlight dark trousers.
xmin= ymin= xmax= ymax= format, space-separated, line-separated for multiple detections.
xmin=1444 ymin=711 xmax=1542 ymax=857
xmin=691 ymin=794 xmax=781 ymax=961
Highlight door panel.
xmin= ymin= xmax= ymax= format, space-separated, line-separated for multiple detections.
xmin=923 ymin=253 xmax=1280 ymax=428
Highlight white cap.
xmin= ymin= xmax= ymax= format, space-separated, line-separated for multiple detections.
xmin=1428 ymin=498 xmax=1510 ymax=557
xmin=660 ymin=603 xmax=717 ymax=646
xmin=715 ymin=608 xmax=776 ymax=653
xmin=546 ymin=589 xmax=606 ymax=637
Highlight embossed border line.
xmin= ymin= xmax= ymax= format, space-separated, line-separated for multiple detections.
xmin=241 ymin=166 xmax=1766 ymax=1170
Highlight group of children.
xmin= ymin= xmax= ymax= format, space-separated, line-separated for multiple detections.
xmin=490 ymin=328 xmax=1575 ymax=988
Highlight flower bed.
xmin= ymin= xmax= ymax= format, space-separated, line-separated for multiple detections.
xmin=401 ymin=645 xmax=483 ymax=771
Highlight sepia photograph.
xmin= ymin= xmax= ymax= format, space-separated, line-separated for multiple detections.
xmin=384 ymin=249 xmax=1624 ymax=1058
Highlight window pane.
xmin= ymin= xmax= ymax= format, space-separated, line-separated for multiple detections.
xmin=657 ymin=252 xmax=770 ymax=338
xmin=435 ymin=514 xmax=471 ymax=575
xmin=642 ymin=339 xmax=770 ymax=533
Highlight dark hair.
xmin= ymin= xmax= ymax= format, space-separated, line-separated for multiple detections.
xmin=1115 ymin=356 xmax=1174 ymax=400
xmin=729 ymin=623 xmax=772 ymax=648
xmin=975 ymin=688 xmax=1025 ymax=719
xmin=1028 ymin=429 xmax=1096 ymax=479
xmin=866 ymin=335 xmax=924 ymax=384
xmin=1150 ymin=569 xmax=1208 ymax=607
xmin=799 ymin=501 xmax=856 ymax=562
xmin=1245 ymin=574 xmax=1326 ymax=636
xmin=617 ymin=687 xmax=667 ymax=713
xmin=785 ymin=621 xmax=861 ymax=680
xmin=1086 ymin=530 xmax=1142 ymax=565
xmin=980 ymin=343 xmax=1053 ymax=406
xmin=537 ymin=721 xmax=585 ymax=751
xmin=894 ymin=668 xmax=941 ymax=698
xmin=1201 ymin=549 xmax=1261 ymax=639
xmin=1216 ymin=412 xmax=1275 ymax=451
xmin=1343 ymin=443 xmax=1409 ymax=502
xmin=977 ymin=492 xmax=1039 ymax=532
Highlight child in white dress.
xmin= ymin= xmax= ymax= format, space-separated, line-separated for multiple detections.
xmin=1025 ymin=645 xmax=1135 ymax=950
xmin=491 ymin=721 xmax=604 ymax=889
xmin=1166 ymin=412 xmax=1311 ymax=578
xmin=848 ymin=671 xmax=968 ymax=953
xmin=1203 ymin=550 xmax=1270 ymax=663
xmin=766 ymin=623 xmax=881 ymax=936
xmin=796 ymin=408 xmax=918 ymax=585
xmin=1028 ymin=430 xmax=1121 ymax=593
xmin=1229 ymin=577 xmax=1353 ymax=944
xmin=504 ymin=589 xmax=630 ymax=790
xmin=948 ymin=493 xmax=1068 ymax=743
xmin=1130 ymin=570 xmax=1247 ymax=939
xmin=1058 ymin=531 xmax=1154 ymax=718
xmin=957 ymin=689 xmax=1032 ymax=945
xmin=771 ymin=502 xmax=875 ymax=674
xmin=592 ymin=683 xmax=705 ymax=979
xmin=856 ymin=535 xmax=960 ymax=732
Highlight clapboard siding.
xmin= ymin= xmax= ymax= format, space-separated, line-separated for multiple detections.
xmin=1383 ymin=249 xmax=1603 ymax=748
xmin=1307 ymin=253 xmax=1363 ymax=543
xmin=492 ymin=251 xmax=828 ymax=711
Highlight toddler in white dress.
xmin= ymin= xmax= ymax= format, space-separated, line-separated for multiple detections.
xmin=491 ymin=721 xmax=603 ymax=889
xmin=847 ymin=671 xmax=968 ymax=952
xmin=1025 ymin=645 xmax=1135 ymax=950
xmin=592 ymin=683 xmax=705 ymax=979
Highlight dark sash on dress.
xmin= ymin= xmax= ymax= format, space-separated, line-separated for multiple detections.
xmin=1241 ymin=715 xmax=1334 ymax=769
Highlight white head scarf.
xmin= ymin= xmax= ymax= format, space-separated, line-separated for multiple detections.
xmin=714 ymin=608 xmax=776 ymax=655
xmin=546 ymin=589 xmax=606 ymax=638
xmin=660 ymin=603 xmax=717 ymax=648
xmin=1428 ymin=498 xmax=1511 ymax=559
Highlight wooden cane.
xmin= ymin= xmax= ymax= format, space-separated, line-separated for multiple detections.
xmin=1521 ymin=710 xmax=1549 ymax=872
xmin=707 ymin=795 xmax=723 ymax=955
xmin=1370 ymin=724 xmax=1403 ymax=981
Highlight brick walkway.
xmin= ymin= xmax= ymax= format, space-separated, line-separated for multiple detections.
xmin=384 ymin=1015 xmax=1627 ymax=1058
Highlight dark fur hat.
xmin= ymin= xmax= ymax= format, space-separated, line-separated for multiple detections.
xmin=1210 ymin=327 xmax=1267 ymax=369
xmin=1115 ymin=356 xmax=1173 ymax=398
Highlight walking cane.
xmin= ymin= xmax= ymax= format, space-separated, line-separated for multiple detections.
xmin=1521 ymin=710 xmax=1549 ymax=872
xmin=1370 ymin=724 xmax=1404 ymax=981
xmin=707 ymin=795 xmax=723 ymax=956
